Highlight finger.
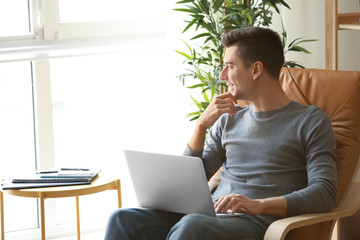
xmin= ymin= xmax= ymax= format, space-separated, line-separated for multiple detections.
xmin=212 ymin=96 xmax=235 ymax=105
xmin=211 ymin=99 xmax=236 ymax=115
xmin=214 ymin=197 xmax=227 ymax=213
xmin=231 ymin=203 xmax=247 ymax=214
xmin=217 ymin=194 xmax=248 ymax=214
xmin=213 ymin=102 xmax=236 ymax=112
xmin=221 ymin=197 xmax=239 ymax=213
xmin=214 ymin=196 xmax=225 ymax=209
xmin=217 ymin=92 xmax=237 ymax=104
xmin=215 ymin=196 xmax=236 ymax=213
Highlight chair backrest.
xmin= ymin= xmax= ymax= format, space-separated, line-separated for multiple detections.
xmin=280 ymin=67 xmax=360 ymax=206
xmin=279 ymin=67 xmax=360 ymax=239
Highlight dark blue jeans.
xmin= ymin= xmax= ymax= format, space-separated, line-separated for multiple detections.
xmin=104 ymin=208 xmax=267 ymax=240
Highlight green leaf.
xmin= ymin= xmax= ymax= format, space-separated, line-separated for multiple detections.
xmin=202 ymin=86 xmax=210 ymax=93
xmin=211 ymin=84 xmax=216 ymax=98
xmin=195 ymin=67 xmax=205 ymax=82
xmin=197 ymin=0 xmax=210 ymax=15
xmin=182 ymin=18 xmax=198 ymax=33
xmin=293 ymin=39 xmax=318 ymax=46
xmin=192 ymin=2 xmax=202 ymax=12
xmin=277 ymin=0 xmax=291 ymax=9
xmin=202 ymin=90 xmax=210 ymax=102
xmin=186 ymin=3 xmax=202 ymax=14
xmin=175 ymin=50 xmax=192 ymax=60
xmin=191 ymin=32 xmax=211 ymax=40
xmin=204 ymin=35 xmax=216 ymax=44
xmin=288 ymin=37 xmax=302 ymax=48
xmin=176 ymin=0 xmax=195 ymax=4
xmin=173 ymin=8 xmax=198 ymax=14
xmin=265 ymin=1 xmax=280 ymax=13
xmin=288 ymin=46 xmax=311 ymax=54
xmin=183 ymin=41 xmax=193 ymax=54
xmin=213 ymin=0 xmax=224 ymax=13
xmin=190 ymin=95 xmax=204 ymax=111
xmin=243 ymin=11 xmax=253 ymax=25
xmin=186 ymin=111 xmax=201 ymax=117
xmin=284 ymin=61 xmax=304 ymax=68
xmin=187 ymin=83 xmax=206 ymax=89
xmin=192 ymin=48 xmax=197 ymax=61
xmin=189 ymin=115 xmax=200 ymax=121
xmin=200 ymin=101 xmax=210 ymax=109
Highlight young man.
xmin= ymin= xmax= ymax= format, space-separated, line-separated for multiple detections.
xmin=104 ymin=27 xmax=337 ymax=240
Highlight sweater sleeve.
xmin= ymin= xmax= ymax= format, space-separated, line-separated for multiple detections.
xmin=284 ymin=109 xmax=337 ymax=216
xmin=183 ymin=117 xmax=226 ymax=180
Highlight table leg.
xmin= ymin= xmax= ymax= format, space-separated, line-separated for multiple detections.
xmin=116 ymin=180 xmax=121 ymax=208
xmin=39 ymin=193 xmax=45 ymax=240
xmin=0 ymin=191 xmax=4 ymax=240
xmin=76 ymin=196 xmax=80 ymax=240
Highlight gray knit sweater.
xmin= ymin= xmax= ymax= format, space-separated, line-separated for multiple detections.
xmin=184 ymin=101 xmax=337 ymax=226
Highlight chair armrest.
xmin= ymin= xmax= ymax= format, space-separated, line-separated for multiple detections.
xmin=264 ymin=182 xmax=360 ymax=240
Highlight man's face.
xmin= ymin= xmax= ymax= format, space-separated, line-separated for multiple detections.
xmin=220 ymin=46 xmax=253 ymax=100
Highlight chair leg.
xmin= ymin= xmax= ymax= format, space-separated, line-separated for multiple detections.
xmin=76 ymin=196 xmax=80 ymax=240
xmin=1 ymin=192 xmax=4 ymax=240
xmin=116 ymin=179 xmax=121 ymax=208
xmin=39 ymin=193 xmax=45 ymax=240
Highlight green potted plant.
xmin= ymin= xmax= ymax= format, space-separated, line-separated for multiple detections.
xmin=174 ymin=0 xmax=315 ymax=121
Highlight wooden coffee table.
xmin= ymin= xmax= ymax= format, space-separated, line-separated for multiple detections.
xmin=0 ymin=173 xmax=121 ymax=240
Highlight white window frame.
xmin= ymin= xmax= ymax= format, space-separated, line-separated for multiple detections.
xmin=0 ymin=0 xmax=39 ymax=41
xmin=0 ymin=0 xmax=167 ymax=62
xmin=43 ymin=0 xmax=167 ymax=40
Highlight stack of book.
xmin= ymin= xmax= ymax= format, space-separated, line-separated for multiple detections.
xmin=1 ymin=168 xmax=101 ymax=190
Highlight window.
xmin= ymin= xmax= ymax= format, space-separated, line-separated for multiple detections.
xmin=0 ymin=61 xmax=38 ymax=231
xmin=0 ymin=0 xmax=189 ymax=236
xmin=0 ymin=0 xmax=39 ymax=232
xmin=59 ymin=0 xmax=166 ymax=22
xmin=44 ymin=0 xmax=168 ymax=39
xmin=0 ymin=0 xmax=32 ymax=38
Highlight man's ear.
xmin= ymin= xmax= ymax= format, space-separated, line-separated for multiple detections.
xmin=252 ymin=61 xmax=263 ymax=80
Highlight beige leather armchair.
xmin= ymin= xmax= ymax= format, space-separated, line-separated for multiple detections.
xmin=208 ymin=67 xmax=360 ymax=240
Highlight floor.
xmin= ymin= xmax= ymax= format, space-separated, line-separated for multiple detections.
xmin=5 ymin=230 xmax=105 ymax=240
xmin=4 ymin=218 xmax=107 ymax=240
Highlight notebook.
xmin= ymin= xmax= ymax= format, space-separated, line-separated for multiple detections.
xmin=11 ymin=169 xmax=101 ymax=184
xmin=125 ymin=150 xmax=223 ymax=217
xmin=1 ymin=181 xmax=91 ymax=190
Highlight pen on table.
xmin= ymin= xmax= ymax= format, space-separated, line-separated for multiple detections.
xmin=61 ymin=168 xmax=90 ymax=171
xmin=36 ymin=170 xmax=58 ymax=174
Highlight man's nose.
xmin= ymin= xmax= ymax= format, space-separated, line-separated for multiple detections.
xmin=220 ymin=68 xmax=228 ymax=81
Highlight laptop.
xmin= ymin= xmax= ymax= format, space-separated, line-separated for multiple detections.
xmin=124 ymin=150 xmax=217 ymax=217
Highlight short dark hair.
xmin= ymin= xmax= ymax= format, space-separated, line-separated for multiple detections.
xmin=222 ymin=27 xmax=284 ymax=78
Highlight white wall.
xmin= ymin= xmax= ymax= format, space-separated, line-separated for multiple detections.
xmin=272 ymin=0 xmax=360 ymax=71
